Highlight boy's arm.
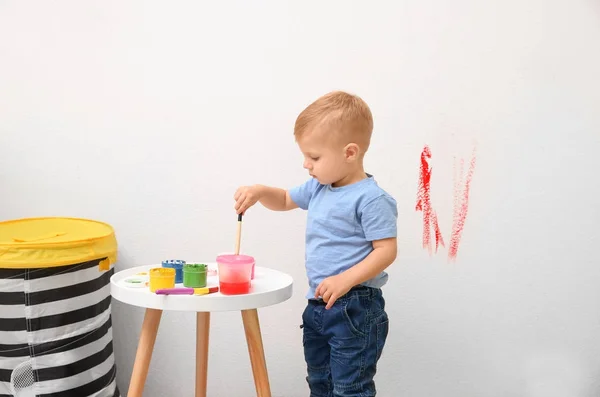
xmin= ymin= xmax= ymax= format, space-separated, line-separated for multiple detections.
xmin=256 ymin=185 xmax=298 ymax=211
xmin=234 ymin=184 xmax=297 ymax=214
xmin=315 ymin=238 xmax=397 ymax=309
xmin=341 ymin=238 xmax=397 ymax=286
xmin=235 ymin=178 xmax=318 ymax=214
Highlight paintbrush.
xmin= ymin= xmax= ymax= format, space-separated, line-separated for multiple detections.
xmin=234 ymin=213 xmax=243 ymax=255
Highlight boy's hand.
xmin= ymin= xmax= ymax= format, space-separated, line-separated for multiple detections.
xmin=234 ymin=185 xmax=263 ymax=214
xmin=315 ymin=273 xmax=354 ymax=310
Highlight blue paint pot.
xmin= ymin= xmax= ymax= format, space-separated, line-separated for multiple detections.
xmin=162 ymin=259 xmax=185 ymax=284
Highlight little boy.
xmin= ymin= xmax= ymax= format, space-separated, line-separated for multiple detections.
xmin=234 ymin=91 xmax=397 ymax=397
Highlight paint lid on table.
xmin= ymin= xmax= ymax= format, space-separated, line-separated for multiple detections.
xmin=216 ymin=254 xmax=254 ymax=265
xmin=123 ymin=275 xmax=148 ymax=288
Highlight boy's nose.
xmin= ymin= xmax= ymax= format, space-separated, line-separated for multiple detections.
xmin=303 ymin=160 xmax=312 ymax=170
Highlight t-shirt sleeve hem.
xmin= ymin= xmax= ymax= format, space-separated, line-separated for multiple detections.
xmin=364 ymin=228 xmax=397 ymax=242
xmin=288 ymin=186 xmax=309 ymax=210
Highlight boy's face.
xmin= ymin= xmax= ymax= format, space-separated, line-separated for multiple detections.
xmin=297 ymin=129 xmax=357 ymax=186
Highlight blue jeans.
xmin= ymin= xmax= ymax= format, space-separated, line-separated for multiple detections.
xmin=301 ymin=286 xmax=389 ymax=397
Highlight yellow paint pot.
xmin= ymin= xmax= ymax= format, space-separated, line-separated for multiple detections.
xmin=149 ymin=267 xmax=175 ymax=292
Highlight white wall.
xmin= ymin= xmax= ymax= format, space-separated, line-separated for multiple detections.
xmin=1 ymin=1 xmax=600 ymax=396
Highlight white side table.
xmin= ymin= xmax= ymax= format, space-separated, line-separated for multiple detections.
xmin=110 ymin=263 xmax=293 ymax=397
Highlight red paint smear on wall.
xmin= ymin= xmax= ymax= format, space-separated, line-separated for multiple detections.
xmin=448 ymin=148 xmax=476 ymax=260
xmin=416 ymin=145 xmax=445 ymax=254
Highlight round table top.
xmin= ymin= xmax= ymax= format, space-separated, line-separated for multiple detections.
xmin=110 ymin=263 xmax=293 ymax=312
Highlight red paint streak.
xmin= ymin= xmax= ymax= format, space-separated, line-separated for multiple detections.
xmin=416 ymin=145 xmax=445 ymax=254
xmin=431 ymin=209 xmax=445 ymax=252
xmin=448 ymin=148 xmax=476 ymax=260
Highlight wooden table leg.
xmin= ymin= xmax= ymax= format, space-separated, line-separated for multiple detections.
xmin=196 ymin=312 xmax=210 ymax=397
xmin=128 ymin=308 xmax=162 ymax=397
xmin=241 ymin=309 xmax=272 ymax=397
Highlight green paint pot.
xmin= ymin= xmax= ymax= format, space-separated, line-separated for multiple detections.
xmin=183 ymin=263 xmax=207 ymax=288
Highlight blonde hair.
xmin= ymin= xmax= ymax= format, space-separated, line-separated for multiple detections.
xmin=294 ymin=91 xmax=373 ymax=149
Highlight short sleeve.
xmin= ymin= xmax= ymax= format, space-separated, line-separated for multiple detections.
xmin=288 ymin=178 xmax=320 ymax=210
xmin=359 ymin=194 xmax=398 ymax=241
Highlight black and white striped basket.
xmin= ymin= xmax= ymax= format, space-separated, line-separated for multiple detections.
xmin=0 ymin=259 xmax=120 ymax=397
xmin=0 ymin=218 xmax=120 ymax=397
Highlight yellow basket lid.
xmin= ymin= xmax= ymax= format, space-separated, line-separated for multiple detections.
xmin=0 ymin=217 xmax=117 ymax=269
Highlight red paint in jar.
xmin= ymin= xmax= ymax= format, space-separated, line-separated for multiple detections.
xmin=219 ymin=281 xmax=252 ymax=295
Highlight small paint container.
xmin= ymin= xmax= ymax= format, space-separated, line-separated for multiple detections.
xmin=162 ymin=259 xmax=185 ymax=284
xmin=183 ymin=263 xmax=207 ymax=288
xmin=217 ymin=252 xmax=255 ymax=279
xmin=149 ymin=268 xmax=176 ymax=292
xmin=216 ymin=254 xmax=254 ymax=295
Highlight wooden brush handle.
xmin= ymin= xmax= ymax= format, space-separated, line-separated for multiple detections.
xmin=235 ymin=214 xmax=242 ymax=255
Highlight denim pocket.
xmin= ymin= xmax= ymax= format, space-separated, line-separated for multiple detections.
xmin=342 ymin=296 xmax=367 ymax=337
xmin=368 ymin=292 xmax=386 ymax=319
xmin=375 ymin=317 xmax=389 ymax=361
xmin=301 ymin=304 xmax=310 ymax=346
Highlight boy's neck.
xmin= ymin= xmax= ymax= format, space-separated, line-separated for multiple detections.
xmin=331 ymin=169 xmax=368 ymax=188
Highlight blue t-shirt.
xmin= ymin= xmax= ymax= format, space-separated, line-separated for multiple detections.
xmin=289 ymin=174 xmax=398 ymax=299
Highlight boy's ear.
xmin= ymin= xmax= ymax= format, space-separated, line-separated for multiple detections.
xmin=344 ymin=143 xmax=360 ymax=161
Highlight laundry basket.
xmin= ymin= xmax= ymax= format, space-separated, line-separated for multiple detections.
xmin=0 ymin=217 xmax=120 ymax=397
